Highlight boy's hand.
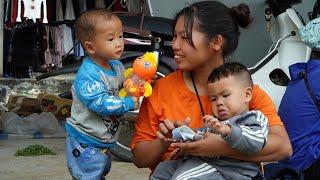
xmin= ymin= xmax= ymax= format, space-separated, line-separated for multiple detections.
xmin=151 ymin=74 xmax=159 ymax=85
xmin=131 ymin=96 xmax=140 ymax=110
xmin=203 ymin=115 xmax=217 ymax=126
xmin=203 ymin=115 xmax=231 ymax=137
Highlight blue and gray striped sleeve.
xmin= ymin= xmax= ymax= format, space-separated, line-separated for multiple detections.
xmin=74 ymin=73 xmax=135 ymax=117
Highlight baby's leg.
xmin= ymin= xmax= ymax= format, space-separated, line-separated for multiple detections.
xmin=172 ymin=157 xmax=225 ymax=180
xmin=66 ymin=136 xmax=111 ymax=179
xmin=150 ymin=159 xmax=184 ymax=180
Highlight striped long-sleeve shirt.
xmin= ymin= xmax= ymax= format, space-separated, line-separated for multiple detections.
xmin=202 ymin=110 xmax=269 ymax=179
xmin=222 ymin=110 xmax=269 ymax=155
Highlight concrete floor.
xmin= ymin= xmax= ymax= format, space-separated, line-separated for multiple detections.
xmin=0 ymin=138 xmax=150 ymax=180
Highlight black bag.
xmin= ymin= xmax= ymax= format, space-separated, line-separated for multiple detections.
xmin=263 ymin=163 xmax=304 ymax=180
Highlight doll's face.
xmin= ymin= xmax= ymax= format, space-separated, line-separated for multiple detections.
xmin=133 ymin=56 xmax=157 ymax=80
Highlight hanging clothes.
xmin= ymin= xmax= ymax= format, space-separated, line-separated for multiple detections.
xmin=55 ymin=26 xmax=64 ymax=67
xmin=46 ymin=0 xmax=56 ymax=22
xmin=78 ymin=0 xmax=87 ymax=13
xmin=56 ymin=0 xmax=63 ymax=21
xmin=62 ymin=24 xmax=74 ymax=55
xmin=64 ymin=0 xmax=75 ymax=21
xmin=10 ymin=21 xmax=45 ymax=78
xmin=74 ymin=41 xmax=84 ymax=57
xmin=16 ymin=0 xmax=48 ymax=23
xmin=49 ymin=26 xmax=58 ymax=66
xmin=4 ymin=0 xmax=11 ymax=23
xmin=86 ymin=0 xmax=95 ymax=10
xmin=44 ymin=25 xmax=53 ymax=65
xmin=72 ymin=0 xmax=81 ymax=18
xmin=10 ymin=0 xmax=18 ymax=24
xmin=95 ymin=0 xmax=106 ymax=8
xmin=0 ymin=0 xmax=4 ymax=30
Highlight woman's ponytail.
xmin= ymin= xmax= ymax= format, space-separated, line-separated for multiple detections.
xmin=231 ymin=3 xmax=252 ymax=28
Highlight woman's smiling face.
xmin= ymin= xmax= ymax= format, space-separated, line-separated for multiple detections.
xmin=172 ymin=15 xmax=214 ymax=71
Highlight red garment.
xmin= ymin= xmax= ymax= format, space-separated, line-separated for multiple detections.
xmin=10 ymin=0 xmax=18 ymax=23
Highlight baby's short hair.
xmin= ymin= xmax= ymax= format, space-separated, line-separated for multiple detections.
xmin=208 ymin=62 xmax=253 ymax=87
xmin=75 ymin=9 xmax=115 ymax=47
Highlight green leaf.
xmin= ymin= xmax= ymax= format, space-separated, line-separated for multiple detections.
xmin=14 ymin=144 xmax=56 ymax=156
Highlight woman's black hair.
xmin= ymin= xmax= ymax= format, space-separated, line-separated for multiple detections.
xmin=172 ymin=1 xmax=252 ymax=57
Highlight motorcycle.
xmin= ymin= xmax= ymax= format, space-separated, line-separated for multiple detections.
xmin=249 ymin=0 xmax=311 ymax=109
xmin=35 ymin=0 xmax=316 ymax=162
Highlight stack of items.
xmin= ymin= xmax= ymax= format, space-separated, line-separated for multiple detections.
xmin=0 ymin=93 xmax=72 ymax=137
xmin=6 ymin=93 xmax=72 ymax=121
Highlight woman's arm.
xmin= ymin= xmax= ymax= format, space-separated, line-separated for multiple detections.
xmin=133 ymin=118 xmax=186 ymax=168
xmin=132 ymin=139 xmax=170 ymax=168
xmin=171 ymin=125 xmax=292 ymax=162
xmin=131 ymin=98 xmax=173 ymax=168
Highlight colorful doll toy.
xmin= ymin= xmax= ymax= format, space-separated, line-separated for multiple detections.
xmin=119 ymin=51 xmax=159 ymax=98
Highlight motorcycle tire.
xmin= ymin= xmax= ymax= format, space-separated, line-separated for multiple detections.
xmin=110 ymin=60 xmax=173 ymax=162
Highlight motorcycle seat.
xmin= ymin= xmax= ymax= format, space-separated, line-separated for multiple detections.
xmin=117 ymin=14 xmax=173 ymax=37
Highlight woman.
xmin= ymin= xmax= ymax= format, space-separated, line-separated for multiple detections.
xmin=131 ymin=0 xmax=292 ymax=170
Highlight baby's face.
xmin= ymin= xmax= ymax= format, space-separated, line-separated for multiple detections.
xmin=207 ymin=76 xmax=252 ymax=120
xmin=90 ymin=16 xmax=124 ymax=61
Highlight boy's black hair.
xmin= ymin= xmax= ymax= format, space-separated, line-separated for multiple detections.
xmin=75 ymin=9 xmax=116 ymax=48
xmin=208 ymin=62 xmax=253 ymax=87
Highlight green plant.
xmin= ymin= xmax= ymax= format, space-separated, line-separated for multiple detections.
xmin=15 ymin=144 xmax=56 ymax=156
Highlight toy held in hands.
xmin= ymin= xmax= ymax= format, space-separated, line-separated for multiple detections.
xmin=172 ymin=125 xmax=204 ymax=141
xmin=119 ymin=51 xmax=159 ymax=98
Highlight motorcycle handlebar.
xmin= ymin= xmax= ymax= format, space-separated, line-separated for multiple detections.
xmin=124 ymin=31 xmax=161 ymax=43
xmin=249 ymin=31 xmax=296 ymax=74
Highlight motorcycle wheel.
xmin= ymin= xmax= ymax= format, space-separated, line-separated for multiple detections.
xmin=110 ymin=60 xmax=173 ymax=162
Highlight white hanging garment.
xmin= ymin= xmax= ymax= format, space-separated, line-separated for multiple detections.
xmin=62 ymin=24 xmax=74 ymax=54
xmin=16 ymin=0 xmax=48 ymax=23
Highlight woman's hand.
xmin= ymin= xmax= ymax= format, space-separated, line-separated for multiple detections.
xmin=156 ymin=117 xmax=191 ymax=146
xmin=171 ymin=125 xmax=292 ymax=162
xmin=171 ymin=132 xmax=227 ymax=157
xmin=156 ymin=119 xmax=176 ymax=146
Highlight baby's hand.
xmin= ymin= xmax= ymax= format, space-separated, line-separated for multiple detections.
xmin=203 ymin=115 xmax=230 ymax=137
xmin=131 ymin=96 xmax=140 ymax=110
xmin=203 ymin=115 xmax=217 ymax=127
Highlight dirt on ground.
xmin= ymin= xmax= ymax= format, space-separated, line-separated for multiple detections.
xmin=0 ymin=138 xmax=150 ymax=180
